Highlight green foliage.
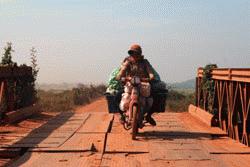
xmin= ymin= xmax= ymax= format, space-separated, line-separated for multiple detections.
xmin=30 ymin=47 xmax=39 ymax=102
xmin=0 ymin=43 xmax=16 ymax=113
xmin=107 ymin=67 xmax=122 ymax=91
xmin=37 ymin=90 xmax=74 ymax=112
xmin=30 ymin=47 xmax=39 ymax=81
xmin=38 ymin=84 xmax=106 ymax=112
xmin=14 ymin=47 xmax=39 ymax=108
xmin=0 ymin=43 xmax=39 ymax=113
xmin=15 ymin=74 xmax=34 ymax=108
xmin=201 ymin=64 xmax=218 ymax=113
xmin=1 ymin=42 xmax=14 ymax=66
xmin=166 ymin=89 xmax=195 ymax=112
xmin=73 ymin=84 xmax=106 ymax=105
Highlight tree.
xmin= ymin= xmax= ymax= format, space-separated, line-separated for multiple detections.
xmin=1 ymin=42 xmax=14 ymax=65
xmin=30 ymin=47 xmax=39 ymax=81
xmin=201 ymin=64 xmax=218 ymax=113
xmin=30 ymin=47 xmax=39 ymax=103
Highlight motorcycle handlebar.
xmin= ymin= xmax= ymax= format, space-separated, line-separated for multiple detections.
xmin=121 ymin=77 xmax=150 ymax=82
xmin=140 ymin=78 xmax=150 ymax=82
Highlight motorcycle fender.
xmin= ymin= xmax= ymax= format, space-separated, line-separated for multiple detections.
xmin=129 ymin=100 xmax=138 ymax=121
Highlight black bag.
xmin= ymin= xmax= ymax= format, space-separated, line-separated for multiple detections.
xmin=105 ymin=91 xmax=122 ymax=113
xmin=151 ymin=89 xmax=168 ymax=113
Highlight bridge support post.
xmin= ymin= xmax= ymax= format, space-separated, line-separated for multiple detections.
xmin=240 ymin=83 xmax=250 ymax=146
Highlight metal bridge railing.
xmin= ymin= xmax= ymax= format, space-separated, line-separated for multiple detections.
xmin=196 ymin=68 xmax=250 ymax=146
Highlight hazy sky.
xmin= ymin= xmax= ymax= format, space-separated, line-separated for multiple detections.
xmin=0 ymin=0 xmax=249 ymax=84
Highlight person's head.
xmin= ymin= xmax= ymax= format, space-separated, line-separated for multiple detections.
xmin=128 ymin=44 xmax=143 ymax=61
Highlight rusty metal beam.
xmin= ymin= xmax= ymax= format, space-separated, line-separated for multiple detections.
xmin=0 ymin=81 xmax=5 ymax=105
xmin=197 ymin=68 xmax=250 ymax=83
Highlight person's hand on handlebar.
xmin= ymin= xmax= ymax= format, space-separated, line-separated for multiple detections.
xmin=121 ymin=76 xmax=150 ymax=83
xmin=140 ymin=78 xmax=150 ymax=82
xmin=121 ymin=76 xmax=132 ymax=82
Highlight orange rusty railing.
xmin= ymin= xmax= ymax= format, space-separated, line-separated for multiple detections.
xmin=197 ymin=68 xmax=250 ymax=83
xmin=196 ymin=67 xmax=250 ymax=146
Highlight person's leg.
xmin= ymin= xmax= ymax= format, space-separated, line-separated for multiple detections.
xmin=119 ymin=85 xmax=131 ymax=124
xmin=138 ymin=97 xmax=146 ymax=128
xmin=145 ymin=97 xmax=156 ymax=126
xmin=115 ymin=90 xmax=124 ymax=115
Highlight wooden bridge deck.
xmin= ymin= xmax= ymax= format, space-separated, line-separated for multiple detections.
xmin=2 ymin=99 xmax=250 ymax=167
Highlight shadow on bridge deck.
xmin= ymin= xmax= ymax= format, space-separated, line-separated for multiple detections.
xmin=138 ymin=131 xmax=227 ymax=141
xmin=4 ymin=111 xmax=78 ymax=166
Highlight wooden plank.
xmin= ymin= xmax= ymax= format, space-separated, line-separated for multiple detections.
xmin=149 ymin=141 xmax=202 ymax=150
xmin=48 ymin=115 xmax=85 ymax=119
xmin=150 ymin=159 xmax=223 ymax=167
xmin=141 ymin=124 xmax=186 ymax=133
xmin=188 ymin=104 xmax=213 ymax=126
xmin=29 ymin=133 xmax=105 ymax=153
xmin=141 ymin=113 xmax=187 ymax=135
xmin=110 ymin=114 xmax=128 ymax=134
xmin=111 ymin=112 xmax=181 ymax=134
xmin=105 ymin=134 xmax=148 ymax=153
xmin=29 ymin=146 xmax=93 ymax=153
xmin=150 ymin=149 xmax=210 ymax=161
xmin=0 ymin=148 xmax=21 ymax=158
xmin=36 ymin=126 xmax=80 ymax=132
xmin=30 ymin=113 xmax=90 ymax=134
xmin=9 ymin=152 xmax=102 ymax=167
xmin=30 ymin=127 xmax=71 ymax=132
xmin=202 ymin=137 xmax=250 ymax=154
xmin=45 ymin=121 xmax=84 ymax=126
xmin=0 ymin=133 xmax=28 ymax=138
xmin=38 ymin=124 xmax=80 ymax=129
xmin=4 ymin=133 xmax=72 ymax=148
xmin=14 ymin=137 xmax=67 ymax=144
xmin=21 ymin=132 xmax=70 ymax=138
xmin=8 ymin=152 xmax=43 ymax=167
xmin=3 ymin=113 xmax=90 ymax=148
xmin=5 ymin=143 xmax=60 ymax=148
xmin=4 ymin=105 xmax=41 ymax=123
xmin=111 ymin=113 xmax=183 ymax=134
xmin=100 ymin=153 xmax=150 ymax=167
xmin=0 ymin=158 xmax=11 ymax=167
xmin=63 ymin=153 xmax=102 ymax=167
xmin=5 ymin=142 xmax=61 ymax=148
xmin=59 ymin=133 xmax=105 ymax=152
xmin=77 ymin=113 xmax=113 ymax=133
xmin=0 ymin=136 xmax=23 ymax=141
xmin=2 ymin=132 xmax=74 ymax=148
xmin=0 ymin=139 xmax=20 ymax=146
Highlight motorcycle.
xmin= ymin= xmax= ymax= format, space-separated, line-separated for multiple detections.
xmin=120 ymin=76 xmax=151 ymax=140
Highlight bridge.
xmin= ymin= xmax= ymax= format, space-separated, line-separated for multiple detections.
xmin=0 ymin=67 xmax=250 ymax=167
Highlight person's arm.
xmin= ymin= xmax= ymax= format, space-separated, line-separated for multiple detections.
xmin=116 ymin=59 xmax=130 ymax=80
xmin=145 ymin=60 xmax=155 ymax=81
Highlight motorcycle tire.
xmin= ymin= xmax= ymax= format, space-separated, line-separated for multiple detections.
xmin=132 ymin=104 xmax=139 ymax=140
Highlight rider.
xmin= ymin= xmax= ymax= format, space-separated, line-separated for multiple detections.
xmin=116 ymin=44 xmax=157 ymax=126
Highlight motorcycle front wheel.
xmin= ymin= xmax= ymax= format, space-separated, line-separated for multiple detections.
xmin=132 ymin=104 xmax=139 ymax=140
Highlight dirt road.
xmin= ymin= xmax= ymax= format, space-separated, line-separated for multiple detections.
xmin=3 ymin=98 xmax=250 ymax=167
